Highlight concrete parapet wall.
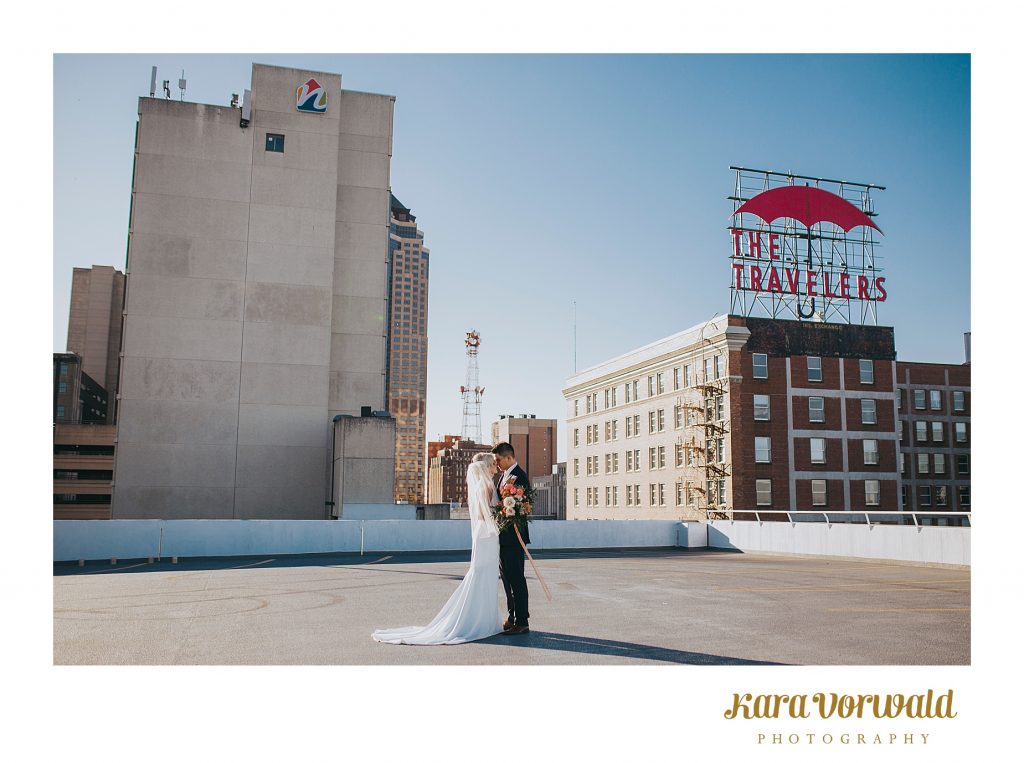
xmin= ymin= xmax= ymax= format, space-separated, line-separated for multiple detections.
xmin=53 ymin=518 xmax=969 ymax=565
xmin=707 ymin=519 xmax=970 ymax=566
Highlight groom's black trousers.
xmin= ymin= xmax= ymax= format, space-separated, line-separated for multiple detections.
xmin=498 ymin=541 xmax=529 ymax=626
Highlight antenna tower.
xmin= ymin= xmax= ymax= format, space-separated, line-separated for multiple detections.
xmin=460 ymin=330 xmax=484 ymax=443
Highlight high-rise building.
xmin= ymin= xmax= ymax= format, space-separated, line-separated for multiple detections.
xmin=53 ymin=353 xmax=108 ymax=424
xmin=426 ymin=438 xmax=491 ymax=506
xmin=386 ymin=194 xmax=429 ymax=503
xmin=561 ymin=315 xmax=956 ymax=521
xmin=490 ymin=414 xmax=557 ymax=482
xmin=112 ymin=63 xmax=396 ymax=520
xmin=66 ymin=266 xmax=125 ymax=421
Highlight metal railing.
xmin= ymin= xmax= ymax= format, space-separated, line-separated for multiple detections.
xmin=711 ymin=509 xmax=971 ymax=527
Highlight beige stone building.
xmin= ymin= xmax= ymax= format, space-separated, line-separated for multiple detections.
xmin=563 ymin=316 xmax=744 ymax=520
xmin=113 ymin=63 xmax=396 ymax=520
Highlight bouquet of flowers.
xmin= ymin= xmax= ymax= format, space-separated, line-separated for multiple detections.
xmin=492 ymin=475 xmax=536 ymax=535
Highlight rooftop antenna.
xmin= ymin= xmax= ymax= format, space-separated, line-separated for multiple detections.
xmin=572 ymin=300 xmax=577 ymax=374
xmin=178 ymin=70 xmax=186 ymax=101
xmin=460 ymin=330 xmax=484 ymax=443
xmin=162 ymin=79 xmax=171 ymax=99
xmin=149 ymin=66 xmax=157 ymax=97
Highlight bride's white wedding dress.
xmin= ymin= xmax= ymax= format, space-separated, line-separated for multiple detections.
xmin=371 ymin=461 xmax=503 ymax=645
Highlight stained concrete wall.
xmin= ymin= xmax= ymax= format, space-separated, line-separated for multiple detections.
xmin=113 ymin=64 xmax=395 ymax=521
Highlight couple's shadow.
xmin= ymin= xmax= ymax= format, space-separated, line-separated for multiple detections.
xmin=478 ymin=629 xmax=786 ymax=666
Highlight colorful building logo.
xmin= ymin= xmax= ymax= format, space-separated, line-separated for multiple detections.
xmin=296 ymin=78 xmax=327 ymax=113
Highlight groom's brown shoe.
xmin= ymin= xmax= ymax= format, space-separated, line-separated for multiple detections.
xmin=503 ymin=619 xmax=515 ymax=631
xmin=506 ymin=624 xmax=530 ymax=635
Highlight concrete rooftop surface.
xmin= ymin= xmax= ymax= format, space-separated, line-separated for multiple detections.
xmin=53 ymin=548 xmax=970 ymax=666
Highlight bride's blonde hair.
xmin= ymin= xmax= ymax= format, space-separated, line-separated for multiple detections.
xmin=472 ymin=452 xmax=496 ymax=470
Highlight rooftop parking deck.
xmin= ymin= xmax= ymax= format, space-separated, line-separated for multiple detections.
xmin=53 ymin=548 xmax=969 ymax=666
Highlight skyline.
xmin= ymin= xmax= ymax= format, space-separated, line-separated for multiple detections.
xmin=54 ymin=54 xmax=970 ymax=463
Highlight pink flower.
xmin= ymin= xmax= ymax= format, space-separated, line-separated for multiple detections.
xmin=504 ymin=507 xmax=515 ymax=517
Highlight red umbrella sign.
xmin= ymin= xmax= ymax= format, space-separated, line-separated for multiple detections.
xmin=733 ymin=185 xmax=883 ymax=235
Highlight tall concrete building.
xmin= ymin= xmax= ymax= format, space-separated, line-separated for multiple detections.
xmin=113 ymin=63 xmax=397 ymax=520
xmin=53 ymin=353 xmax=108 ymax=424
xmin=491 ymin=414 xmax=557 ymax=482
xmin=66 ymin=265 xmax=125 ymax=421
xmin=386 ymin=194 xmax=429 ymax=503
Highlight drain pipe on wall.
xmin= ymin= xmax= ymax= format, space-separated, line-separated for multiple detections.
xmin=327 ymin=414 xmax=346 ymax=519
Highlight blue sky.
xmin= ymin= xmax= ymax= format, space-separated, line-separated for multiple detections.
xmin=53 ymin=54 xmax=970 ymax=461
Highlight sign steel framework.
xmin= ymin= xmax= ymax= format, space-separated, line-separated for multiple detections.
xmin=728 ymin=166 xmax=886 ymax=326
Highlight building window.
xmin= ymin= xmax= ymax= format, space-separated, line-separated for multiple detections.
xmin=573 ymin=459 xmax=579 ymax=477
xmin=657 ymin=409 xmax=665 ymax=432
xmin=657 ymin=446 xmax=666 ymax=469
xmin=573 ymin=429 xmax=579 ymax=447
xmin=648 ymin=411 xmax=656 ymax=434
xmin=957 ymin=454 xmax=970 ymax=475
xmin=648 ymin=447 xmax=656 ymax=471
xmin=930 ymin=389 xmax=942 ymax=410
xmin=715 ymin=354 xmax=725 ymax=379
xmin=859 ymin=359 xmax=874 ymax=384
xmin=811 ymin=479 xmax=827 ymax=506
xmin=914 ymin=390 xmax=926 ymax=410
xmin=932 ymin=421 xmax=944 ymax=443
xmin=612 ymin=486 xmax=618 ymax=507
xmin=684 ymin=365 xmax=693 ymax=387
xmin=56 ymin=405 xmax=65 ymax=418
xmin=674 ymin=405 xmax=683 ymax=429
xmin=648 ymin=376 xmax=655 ymax=397
xmin=810 ymin=437 xmax=826 ymax=464
xmin=863 ymin=439 xmax=879 ymax=465
xmin=934 ymin=453 xmax=946 ymax=475
xmin=752 ymin=353 xmax=768 ymax=379
xmin=953 ymin=390 xmax=965 ymax=411
xmin=896 ymin=389 xmax=903 ymax=410
xmin=753 ymin=394 xmax=770 ymax=421
xmin=918 ymin=453 xmax=930 ymax=475
xmin=915 ymin=421 xmax=928 ymax=442
xmin=918 ymin=486 xmax=932 ymax=507
xmin=605 ymin=486 xmax=612 ymax=506
xmin=755 ymin=436 xmax=771 ymax=463
xmin=650 ymin=484 xmax=657 ymax=506
xmin=756 ymin=479 xmax=772 ymax=506
xmin=626 ymin=417 xmax=633 ymax=438
xmin=604 ymin=389 xmax=610 ymax=409
xmin=58 ymin=381 xmax=67 ymax=393
xmin=807 ymin=356 xmax=822 ymax=382
xmin=865 ymin=480 xmax=880 ymax=506
xmin=574 ymin=399 xmax=579 ymax=417
xmin=673 ymin=367 xmax=681 ymax=391
xmin=625 ymin=485 xmax=633 ymax=506
xmin=861 ymin=399 xmax=877 ymax=424
xmin=934 ymin=486 xmax=948 ymax=507
xmin=900 ymin=452 xmax=907 ymax=476
xmin=625 ymin=383 xmax=632 ymax=404
xmin=60 ymin=364 xmax=68 ymax=377
xmin=958 ymin=485 xmax=970 ymax=508
xmin=808 ymin=396 xmax=824 ymax=423
xmin=265 ymin=133 xmax=285 ymax=152
xmin=675 ymin=443 xmax=684 ymax=468
xmin=901 ymin=485 xmax=909 ymax=508
xmin=657 ymin=372 xmax=665 ymax=395
xmin=955 ymin=422 xmax=968 ymax=443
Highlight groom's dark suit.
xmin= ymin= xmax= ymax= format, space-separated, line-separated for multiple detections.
xmin=495 ymin=463 xmax=531 ymax=627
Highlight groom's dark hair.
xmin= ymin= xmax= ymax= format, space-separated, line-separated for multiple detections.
xmin=492 ymin=442 xmax=515 ymax=457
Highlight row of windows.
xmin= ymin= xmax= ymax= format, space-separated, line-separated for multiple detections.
xmin=575 ymin=399 xmax=726 ymax=445
xmin=575 ymin=481 xmax=721 ymax=508
xmin=574 ymin=438 xmax=726 ymax=476
xmin=902 ymin=484 xmax=970 ymax=508
xmin=574 ymin=356 xmax=726 ymax=416
xmin=756 ymin=479 xmax=881 ymax=507
xmin=897 ymin=388 xmax=967 ymax=412
xmin=901 ymin=452 xmax=970 ymax=477
xmin=899 ymin=420 xmax=970 ymax=444
xmin=752 ymin=354 xmax=878 ymax=384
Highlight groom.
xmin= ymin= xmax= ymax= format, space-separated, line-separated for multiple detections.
xmin=492 ymin=442 xmax=531 ymax=635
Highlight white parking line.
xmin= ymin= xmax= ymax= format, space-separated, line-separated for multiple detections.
xmin=231 ymin=558 xmax=275 ymax=569
xmin=84 ymin=562 xmax=148 ymax=574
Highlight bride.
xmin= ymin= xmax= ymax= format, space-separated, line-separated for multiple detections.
xmin=371 ymin=452 xmax=504 ymax=645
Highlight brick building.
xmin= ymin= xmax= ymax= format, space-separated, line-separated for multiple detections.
xmin=490 ymin=414 xmax=557 ymax=482
xmin=426 ymin=437 xmax=491 ymax=506
xmin=563 ymin=314 xmax=963 ymax=521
